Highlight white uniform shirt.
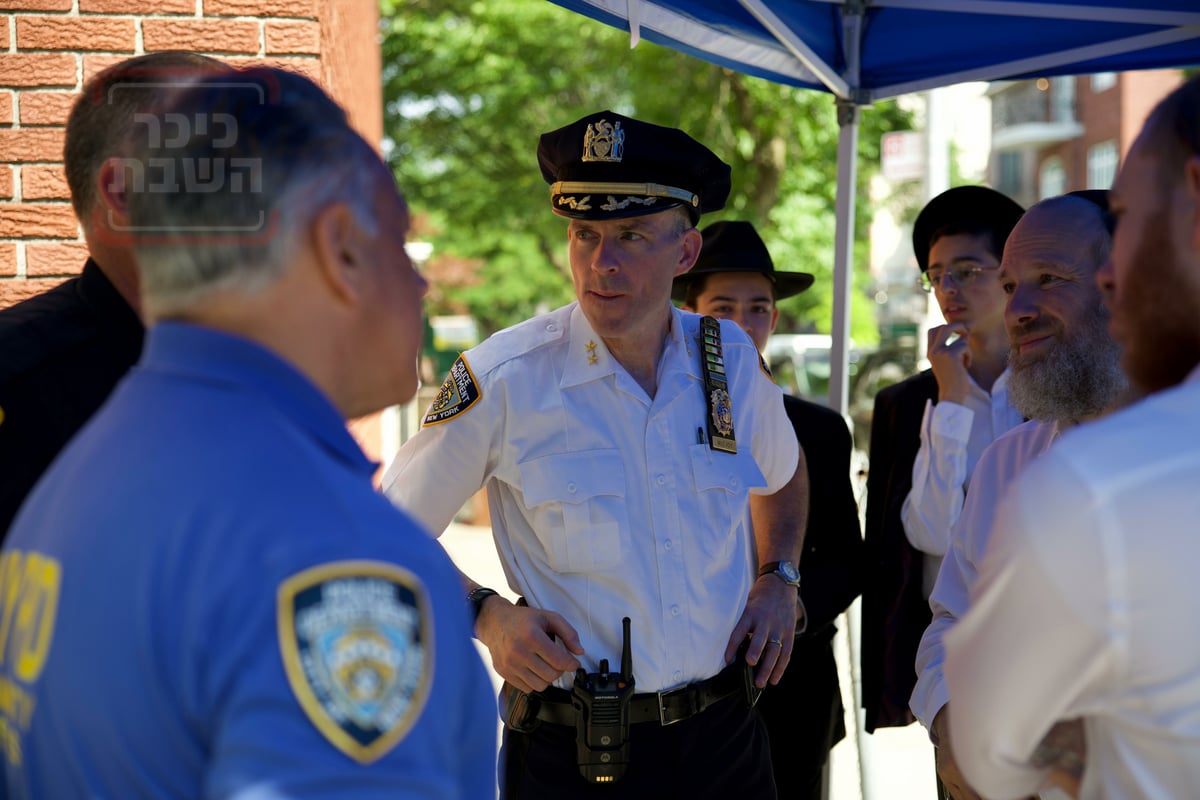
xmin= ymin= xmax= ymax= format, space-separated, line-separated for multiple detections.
xmin=902 ymin=369 xmax=1024 ymax=597
xmin=383 ymin=302 xmax=798 ymax=692
xmin=946 ymin=368 xmax=1200 ymax=799
xmin=911 ymin=418 xmax=1060 ymax=730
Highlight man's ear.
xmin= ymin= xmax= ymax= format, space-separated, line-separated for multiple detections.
xmin=310 ymin=201 xmax=364 ymax=306
xmin=675 ymin=226 xmax=703 ymax=276
xmin=1185 ymin=155 xmax=1200 ymax=251
xmin=93 ymin=157 xmax=131 ymax=236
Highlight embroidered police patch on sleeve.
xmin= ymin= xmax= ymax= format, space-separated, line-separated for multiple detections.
xmin=277 ymin=561 xmax=433 ymax=764
xmin=423 ymin=355 xmax=481 ymax=426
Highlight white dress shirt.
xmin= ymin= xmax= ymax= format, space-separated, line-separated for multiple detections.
xmin=946 ymin=368 xmax=1200 ymax=799
xmin=382 ymin=302 xmax=798 ymax=692
xmin=911 ymin=418 xmax=1060 ymax=730
xmin=902 ymin=368 xmax=1024 ymax=597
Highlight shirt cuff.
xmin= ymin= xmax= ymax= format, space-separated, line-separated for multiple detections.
xmin=929 ymin=400 xmax=975 ymax=445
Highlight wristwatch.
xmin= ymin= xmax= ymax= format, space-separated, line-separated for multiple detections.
xmin=758 ymin=560 xmax=801 ymax=589
xmin=467 ymin=586 xmax=500 ymax=623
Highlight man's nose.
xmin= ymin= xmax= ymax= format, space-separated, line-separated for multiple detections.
xmin=590 ymin=237 xmax=621 ymax=273
xmin=1096 ymin=256 xmax=1116 ymax=307
xmin=1005 ymin=283 xmax=1038 ymax=326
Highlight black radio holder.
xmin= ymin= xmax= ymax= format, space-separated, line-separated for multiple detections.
xmin=570 ymin=616 xmax=635 ymax=784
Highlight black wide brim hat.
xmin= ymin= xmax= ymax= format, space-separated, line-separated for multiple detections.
xmin=911 ymin=185 xmax=1025 ymax=272
xmin=538 ymin=109 xmax=731 ymax=222
xmin=672 ymin=220 xmax=814 ymax=303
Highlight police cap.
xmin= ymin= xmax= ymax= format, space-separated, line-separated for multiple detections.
xmin=538 ymin=110 xmax=731 ymax=222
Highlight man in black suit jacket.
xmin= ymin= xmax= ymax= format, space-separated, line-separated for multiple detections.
xmin=676 ymin=220 xmax=864 ymax=800
xmin=860 ymin=187 xmax=1024 ymax=739
xmin=0 ymin=52 xmax=228 ymax=536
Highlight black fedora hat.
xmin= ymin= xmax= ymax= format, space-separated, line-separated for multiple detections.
xmin=912 ymin=186 xmax=1024 ymax=272
xmin=672 ymin=220 xmax=814 ymax=303
xmin=538 ymin=110 xmax=731 ymax=222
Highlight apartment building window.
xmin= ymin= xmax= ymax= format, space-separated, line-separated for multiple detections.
xmin=1051 ymin=76 xmax=1075 ymax=122
xmin=996 ymin=151 xmax=1023 ymax=197
xmin=1087 ymin=140 xmax=1119 ymax=188
xmin=1091 ymin=72 xmax=1117 ymax=92
xmin=1040 ymin=157 xmax=1066 ymax=199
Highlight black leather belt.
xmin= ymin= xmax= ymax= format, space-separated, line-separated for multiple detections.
xmin=533 ymin=661 xmax=746 ymax=727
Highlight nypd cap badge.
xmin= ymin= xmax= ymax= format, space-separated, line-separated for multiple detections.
xmin=277 ymin=561 xmax=433 ymax=764
xmin=423 ymin=355 xmax=481 ymax=426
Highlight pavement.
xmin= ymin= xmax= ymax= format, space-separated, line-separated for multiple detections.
xmin=439 ymin=521 xmax=939 ymax=800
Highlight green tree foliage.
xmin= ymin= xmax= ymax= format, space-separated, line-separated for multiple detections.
xmin=381 ymin=0 xmax=913 ymax=343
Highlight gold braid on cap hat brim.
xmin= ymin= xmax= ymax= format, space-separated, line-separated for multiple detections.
xmin=550 ymin=181 xmax=699 ymax=208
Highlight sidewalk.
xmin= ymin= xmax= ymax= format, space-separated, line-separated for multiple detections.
xmin=439 ymin=522 xmax=937 ymax=800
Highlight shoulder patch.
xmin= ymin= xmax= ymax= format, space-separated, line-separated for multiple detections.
xmin=277 ymin=560 xmax=433 ymax=764
xmin=423 ymin=355 xmax=481 ymax=426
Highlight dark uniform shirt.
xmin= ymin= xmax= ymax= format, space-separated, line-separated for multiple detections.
xmin=0 ymin=260 xmax=143 ymax=535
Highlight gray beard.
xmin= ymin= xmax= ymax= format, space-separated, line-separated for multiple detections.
xmin=1008 ymin=313 xmax=1126 ymax=423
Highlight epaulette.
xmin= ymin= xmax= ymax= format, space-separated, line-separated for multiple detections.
xmin=421 ymin=306 xmax=570 ymax=427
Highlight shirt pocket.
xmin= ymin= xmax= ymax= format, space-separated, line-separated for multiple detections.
xmin=688 ymin=444 xmax=767 ymax=560
xmin=518 ymin=450 xmax=628 ymax=573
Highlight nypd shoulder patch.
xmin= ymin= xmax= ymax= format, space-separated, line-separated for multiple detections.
xmin=423 ymin=355 xmax=481 ymax=426
xmin=277 ymin=560 xmax=432 ymax=764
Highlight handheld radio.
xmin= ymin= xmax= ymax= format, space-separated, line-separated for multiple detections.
xmin=570 ymin=616 xmax=635 ymax=783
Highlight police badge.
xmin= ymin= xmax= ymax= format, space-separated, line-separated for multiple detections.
xmin=277 ymin=561 xmax=432 ymax=763
xmin=699 ymin=316 xmax=737 ymax=453
xmin=711 ymin=388 xmax=733 ymax=436
xmin=582 ymin=119 xmax=624 ymax=162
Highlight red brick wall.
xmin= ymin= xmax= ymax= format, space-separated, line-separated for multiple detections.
xmin=1121 ymin=69 xmax=1183 ymax=157
xmin=0 ymin=0 xmax=382 ymax=310
xmin=0 ymin=0 xmax=386 ymax=458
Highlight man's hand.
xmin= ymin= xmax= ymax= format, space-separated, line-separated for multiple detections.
xmin=928 ymin=323 xmax=972 ymax=404
xmin=476 ymin=596 xmax=584 ymax=694
xmin=1033 ymin=718 xmax=1087 ymax=798
xmin=725 ymin=574 xmax=799 ymax=688
xmin=933 ymin=707 xmax=986 ymax=800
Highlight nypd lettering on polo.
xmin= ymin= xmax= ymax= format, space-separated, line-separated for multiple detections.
xmin=423 ymin=355 xmax=481 ymax=426
xmin=277 ymin=561 xmax=432 ymax=764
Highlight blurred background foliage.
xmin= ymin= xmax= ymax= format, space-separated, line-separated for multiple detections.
xmin=380 ymin=0 xmax=914 ymax=345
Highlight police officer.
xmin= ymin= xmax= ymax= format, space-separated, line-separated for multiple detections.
xmin=0 ymin=68 xmax=496 ymax=797
xmin=383 ymin=111 xmax=808 ymax=798
xmin=0 ymin=51 xmax=228 ymax=537
xmin=675 ymin=220 xmax=865 ymax=800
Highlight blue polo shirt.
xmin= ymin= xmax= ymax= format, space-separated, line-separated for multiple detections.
xmin=1 ymin=322 xmax=496 ymax=799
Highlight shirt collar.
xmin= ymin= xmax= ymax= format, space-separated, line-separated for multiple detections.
xmin=559 ymin=304 xmax=697 ymax=390
xmin=140 ymin=321 xmax=375 ymax=476
xmin=78 ymin=259 xmax=144 ymax=337
xmin=560 ymin=304 xmax=616 ymax=389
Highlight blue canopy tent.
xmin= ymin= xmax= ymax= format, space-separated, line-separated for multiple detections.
xmin=545 ymin=0 xmax=1200 ymax=414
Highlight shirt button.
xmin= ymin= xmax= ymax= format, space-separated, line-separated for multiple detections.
xmin=546 ymin=323 xmax=558 ymax=332
xmin=670 ymin=605 xmax=680 ymax=616
xmin=673 ymin=670 xmax=683 ymax=682
xmin=567 ymin=482 xmax=577 ymax=494
xmin=656 ymin=474 xmax=666 ymax=486
xmin=664 ymin=540 xmax=673 ymax=551
xmin=729 ymin=476 xmax=738 ymax=488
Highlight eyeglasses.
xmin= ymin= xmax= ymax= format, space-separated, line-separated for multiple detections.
xmin=919 ymin=265 xmax=999 ymax=293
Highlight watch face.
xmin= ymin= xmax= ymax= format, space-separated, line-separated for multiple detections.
xmin=778 ymin=561 xmax=800 ymax=584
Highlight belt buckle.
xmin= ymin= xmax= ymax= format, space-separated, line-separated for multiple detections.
xmin=657 ymin=685 xmax=699 ymax=726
